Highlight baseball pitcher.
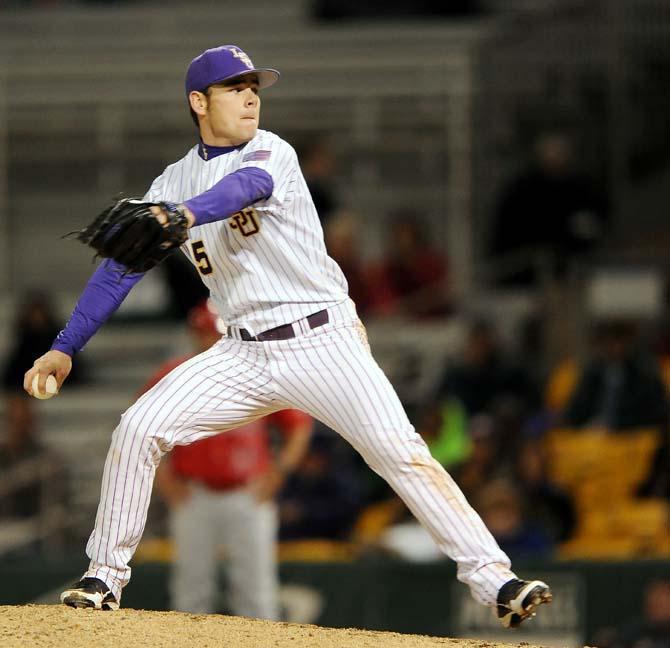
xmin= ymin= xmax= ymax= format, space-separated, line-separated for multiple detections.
xmin=24 ymin=45 xmax=551 ymax=628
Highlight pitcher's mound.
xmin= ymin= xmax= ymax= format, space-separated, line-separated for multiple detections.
xmin=0 ymin=604 xmax=546 ymax=647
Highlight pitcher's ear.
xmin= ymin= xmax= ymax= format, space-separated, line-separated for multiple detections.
xmin=189 ymin=91 xmax=208 ymax=116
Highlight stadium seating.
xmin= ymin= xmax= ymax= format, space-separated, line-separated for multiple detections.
xmin=546 ymin=427 xmax=670 ymax=558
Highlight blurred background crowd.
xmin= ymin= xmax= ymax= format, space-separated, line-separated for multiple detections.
xmin=1 ymin=0 xmax=669 ymax=646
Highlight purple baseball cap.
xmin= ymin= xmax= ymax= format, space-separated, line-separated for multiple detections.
xmin=185 ymin=45 xmax=280 ymax=96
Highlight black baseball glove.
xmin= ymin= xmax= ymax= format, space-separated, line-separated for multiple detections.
xmin=73 ymin=197 xmax=189 ymax=274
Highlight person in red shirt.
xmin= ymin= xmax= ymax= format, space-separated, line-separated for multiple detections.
xmin=146 ymin=301 xmax=313 ymax=618
xmin=368 ymin=215 xmax=450 ymax=319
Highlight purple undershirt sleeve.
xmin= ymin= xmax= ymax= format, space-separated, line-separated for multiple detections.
xmin=183 ymin=166 xmax=273 ymax=226
xmin=51 ymin=259 xmax=144 ymax=356
xmin=50 ymin=167 xmax=272 ymax=356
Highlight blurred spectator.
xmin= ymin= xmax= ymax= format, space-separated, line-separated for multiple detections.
xmin=489 ymin=128 xmax=608 ymax=287
xmin=298 ymin=140 xmax=339 ymax=227
xmin=514 ymin=439 xmax=576 ymax=543
xmin=278 ymin=429 xmax=364 ymax=541
xmin=1 ymin=291 xmax=82 ymax=391
xmin=368 ymin=213 xmax=450 ymax=318
xmin=148 ymin=301 xmax=313 ymax=617
xmin=562 ymin=319 xmax=668 ymax=431
xmin=416 ymin=398 xmax=471 ymax=470
xmin=0 ymin=393 xmax=66 ymax=519
xmin=437 ymin=319 xmax=539 ymax=419
xmin=451 ymin=414 xmax=501 ymax=498
xmin=474 ymin=477 xmax=554 ymax=560
xmin=324 ymin=211 xmax=374 ymax=316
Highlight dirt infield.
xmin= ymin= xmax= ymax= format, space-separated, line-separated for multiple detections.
xmin=0 ymin=604 xmax=548 ymax=648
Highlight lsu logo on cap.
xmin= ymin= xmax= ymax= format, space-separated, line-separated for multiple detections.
xmin=229 ymin=47 xmax=254 ymax=69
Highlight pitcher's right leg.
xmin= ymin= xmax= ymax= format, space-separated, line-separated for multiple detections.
xmin=69 ymin=338 xmax=276 ymax=606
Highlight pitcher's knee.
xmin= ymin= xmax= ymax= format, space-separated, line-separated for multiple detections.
xmin=116 ymin=404 xmax=167 ymax=450
xmin=358 ymin=426 xmax=431 ymax=475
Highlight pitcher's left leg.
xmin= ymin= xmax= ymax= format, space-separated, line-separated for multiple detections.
xmin=273 ymin=324 xmax=515 ymax=607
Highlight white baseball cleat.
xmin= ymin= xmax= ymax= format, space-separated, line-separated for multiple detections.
xmin=496 ymin=578 xmax=552 ymax=628
xmin=60 ymin=577 xmax=119 ymax=611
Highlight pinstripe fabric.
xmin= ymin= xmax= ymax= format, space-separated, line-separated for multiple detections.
xmin=85 ymin=300 xmax=515 ymax=606
xmin=144 ymin=130 xmax=348 ymax=336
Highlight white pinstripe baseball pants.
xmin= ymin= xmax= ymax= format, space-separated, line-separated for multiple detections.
xmin=84 ymin=299 xmax=515 ymax=605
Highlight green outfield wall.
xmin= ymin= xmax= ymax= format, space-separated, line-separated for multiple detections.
xmin=1 ymin=556 xmax=668 ymax=645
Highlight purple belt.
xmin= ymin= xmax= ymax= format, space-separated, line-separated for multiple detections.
xmin=229 ymin=309 xmax=329 ymax=342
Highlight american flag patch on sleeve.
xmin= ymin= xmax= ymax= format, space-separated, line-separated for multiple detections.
xmin=242 ymin=149 xmax=272 ymax=162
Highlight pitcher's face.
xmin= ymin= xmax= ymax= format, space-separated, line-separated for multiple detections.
xmin=192 ymin=75 xmax=261 ymax=146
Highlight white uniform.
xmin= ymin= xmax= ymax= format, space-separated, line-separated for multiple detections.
xmin=148 ymin=130 xmax=348 ymax=334
xmin=83 ymin=129 xmax=516 ymax=607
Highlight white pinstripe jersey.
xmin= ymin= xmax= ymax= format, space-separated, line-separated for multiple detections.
xmin=144 ymin=129 xmax=348 ymax=335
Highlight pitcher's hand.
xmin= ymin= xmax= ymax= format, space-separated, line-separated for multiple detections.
xmin=24 ymin=350 xmax=72 ymax=396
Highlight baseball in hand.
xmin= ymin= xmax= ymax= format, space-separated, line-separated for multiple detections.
xmin=31 ymin=374 xmax=59 ymax=400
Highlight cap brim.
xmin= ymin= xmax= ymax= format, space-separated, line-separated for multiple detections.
xmin=210 ymin=68 xmax=280 ymax=90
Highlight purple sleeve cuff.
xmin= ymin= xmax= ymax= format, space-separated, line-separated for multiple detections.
xmin=184 ymin=167 xmax=273 ymax=226
xmin=51 ymin=259 xmax=144 ymax=356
